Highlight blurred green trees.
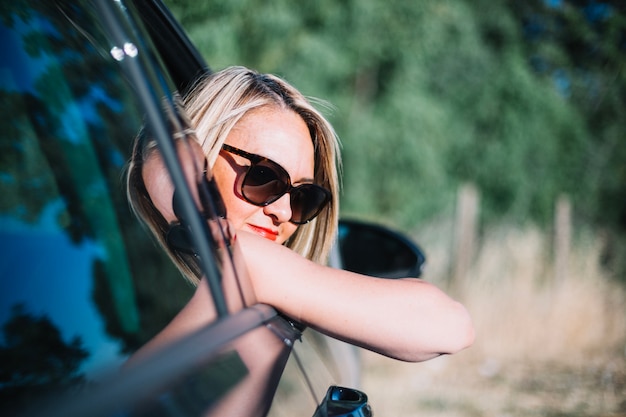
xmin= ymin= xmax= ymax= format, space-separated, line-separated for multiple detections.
xmin=164 ymin=0 xmax=625 ymax=237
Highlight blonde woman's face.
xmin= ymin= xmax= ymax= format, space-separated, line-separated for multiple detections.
xmin=212 ymin=107 xmax=315 ymax=244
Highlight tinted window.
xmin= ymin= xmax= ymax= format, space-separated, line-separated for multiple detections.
xmin=0 ymin=2 xmax=194 ymax=411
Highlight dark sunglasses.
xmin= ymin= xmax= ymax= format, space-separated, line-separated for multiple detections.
xmin=221 ymin=144 xmax=331 ymax=224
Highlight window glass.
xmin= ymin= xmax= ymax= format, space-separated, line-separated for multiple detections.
xmin=0 ymin=2 xmax=193 ymax=403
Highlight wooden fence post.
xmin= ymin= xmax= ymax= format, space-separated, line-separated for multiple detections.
xmin=452 ymin=183 xmax=479 ymax=287
xmin=554 ymin=194 xmax=571 ymax=284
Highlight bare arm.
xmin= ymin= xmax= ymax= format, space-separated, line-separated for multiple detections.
xmin=140 ymin=141 xmax=473 ymax=362
xmin=237 ymin=231 xmax=474 ymax=362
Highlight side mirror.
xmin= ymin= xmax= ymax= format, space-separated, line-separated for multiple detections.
xmin=313 ymin=386 xmax=371 ymax=417
xmin=333 ymin=219 xmax=426 ymax=279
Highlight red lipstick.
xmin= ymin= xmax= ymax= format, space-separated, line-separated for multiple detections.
xmin=247 ymin=224 xmax=278 ymax=241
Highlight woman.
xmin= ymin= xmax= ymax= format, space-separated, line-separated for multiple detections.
xmin=127 ymin=66 xmax=474 ymax=363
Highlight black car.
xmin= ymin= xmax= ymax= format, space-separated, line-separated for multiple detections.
xmin=0 ymin=1 xmax=424 ymax=416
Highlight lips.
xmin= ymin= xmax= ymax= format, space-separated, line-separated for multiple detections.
xmin=246 ymin=224 xmax=279 ymax=241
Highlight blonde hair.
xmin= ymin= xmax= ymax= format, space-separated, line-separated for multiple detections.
xmin=128 ymin=66 xmax=341 ymax=284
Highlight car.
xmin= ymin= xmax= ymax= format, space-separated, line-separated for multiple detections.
xmin=0 ymin=1 xmax=425 ymax=416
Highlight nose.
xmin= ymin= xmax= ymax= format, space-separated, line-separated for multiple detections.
xmin=263 ymin=193 xmax=292 ymax=224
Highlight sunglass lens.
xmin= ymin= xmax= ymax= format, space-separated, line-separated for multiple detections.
xmin=290 ymin=184 xmax=330 ymax=224
xmin=242 ymin=162 xmax=288 ymax=204
xmin=239 ymin=158 xmax=330 ymax=224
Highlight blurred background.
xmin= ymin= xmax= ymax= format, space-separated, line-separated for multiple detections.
xmin=164 ymin=0 xmax=625 ymax=415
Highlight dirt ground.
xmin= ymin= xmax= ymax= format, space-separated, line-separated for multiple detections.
xmin=361 ymin=350 xmax=626 ymax=417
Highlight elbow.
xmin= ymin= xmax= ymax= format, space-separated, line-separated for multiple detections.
xmin=445 ymin=301 xmax=475 ymax=354
xmin=434 ymin=300 xmax=475 ymax=357
xmin=401 ymin=301 xmax=475 ymax=363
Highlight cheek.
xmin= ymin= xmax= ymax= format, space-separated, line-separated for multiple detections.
xmin=279 ymin=223 xmax=299 ymax=244
xmin=212 ymin=159 xmax=253 ymax=227
xmin=212 ymin=160 xmax=234 ymax=203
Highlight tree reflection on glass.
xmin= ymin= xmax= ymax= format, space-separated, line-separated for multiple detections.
xmin=0 ymin=304 xmax=89 ymax=414
xmin=0 ymin=1 xmax=193 ymax=367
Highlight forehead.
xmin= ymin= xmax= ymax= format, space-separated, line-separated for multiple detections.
xmin=227 ymin=106 xmax=315 ymax=177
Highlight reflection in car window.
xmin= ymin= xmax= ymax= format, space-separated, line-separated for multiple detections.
xmin=0 ymin=2 xmax=193 ymax=411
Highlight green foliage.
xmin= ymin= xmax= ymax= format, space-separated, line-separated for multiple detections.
xmin=165 ymin=0 xmax=625 ymax=236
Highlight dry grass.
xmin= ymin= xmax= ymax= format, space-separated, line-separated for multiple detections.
xmin=361 ymin=224 xmax=626 ymax=416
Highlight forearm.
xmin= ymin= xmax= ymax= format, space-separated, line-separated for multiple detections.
xmin=126 ymin=249 xmax=257 ymax=366
xmin=304 ymin=276 xmax=474 ymax=362
xmin=237 ymin=231 xmax=474 ymax=362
